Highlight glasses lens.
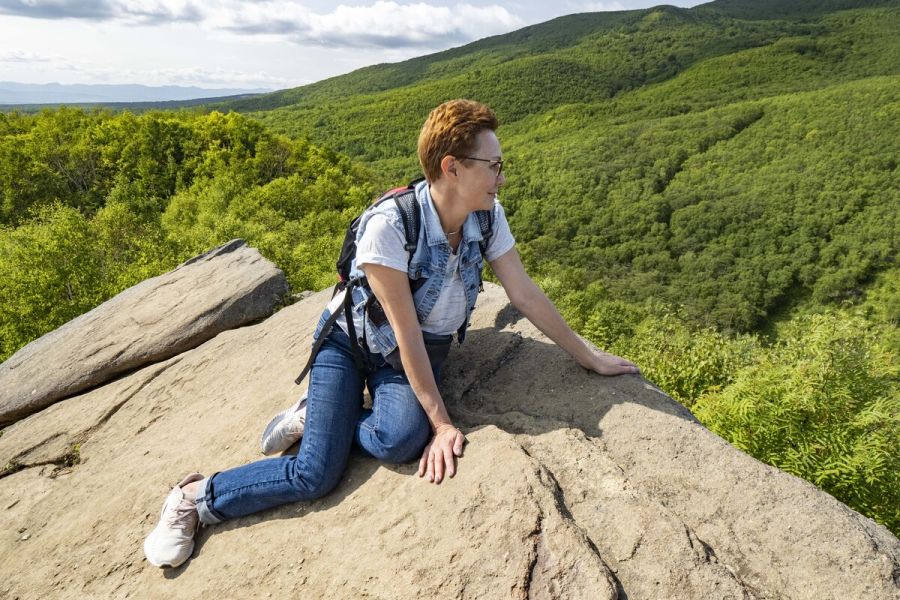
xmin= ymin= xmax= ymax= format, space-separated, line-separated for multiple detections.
xmin=461 ymin=156 xmax=503 ymax=177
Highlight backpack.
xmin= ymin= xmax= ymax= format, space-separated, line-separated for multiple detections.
xmin=335 ymin=177 xmax=494 ymax=287
xmin=294 ymin=178 xmax=494 ymax=385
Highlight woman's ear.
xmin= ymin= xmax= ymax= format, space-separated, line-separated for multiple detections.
xmin=440 ymin=155 xmax=458 ymax=180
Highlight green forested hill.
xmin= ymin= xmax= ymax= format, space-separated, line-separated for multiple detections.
xmin=220 ymin=0 xmax=898 ymax=117
xmin=233 ymin=2 xmax=899 ymax=172
xmin=235 ymin=1 xmax=899 ymax=334
xmin=0 ymin=110 xmax=375 ymax=358
xmin=1 ymin=0 xmax=897 ymax=533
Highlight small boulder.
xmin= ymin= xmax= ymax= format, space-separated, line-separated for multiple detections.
xmin=0 ymin=239 xmax=288 ymax=426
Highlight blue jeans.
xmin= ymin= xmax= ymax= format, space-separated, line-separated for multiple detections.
xmin=196 ymin=328 xmax=435 ymax=524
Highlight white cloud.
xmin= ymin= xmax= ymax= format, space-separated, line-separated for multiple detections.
xmin=115 ymin=0 xmax=204 ymax=24
xmin=0 ymin=0 xmax=114 ymax=20
xmin=0 ymin=50 xmax=55 ymax=63
xmin=0 ymin=0 xmax=524 ymax=49
xmin=0 ymin=0 xmax=202 ymax=23
xmin=303 ymin=1 xmax=523 ymax=48
xmin=213 ymin=1 xmax=523 ymax=49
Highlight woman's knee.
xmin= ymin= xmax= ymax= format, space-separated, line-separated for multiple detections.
xmin=288 ymin=457 xmax=344 ymax=500
xmin=368 ymin=420 xmax=431 ymax=464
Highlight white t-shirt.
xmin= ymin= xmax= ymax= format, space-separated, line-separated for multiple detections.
xmin=417 ymin=251 xmax=467 ymax=335
xmin=329 ymin=201 xmax=515 ymax=343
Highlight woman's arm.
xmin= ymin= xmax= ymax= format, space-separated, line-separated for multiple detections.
xmin=362 ymin=263 xmax=465 ymax=484
xmin=489 ymin=248 xmax=639 ymax=376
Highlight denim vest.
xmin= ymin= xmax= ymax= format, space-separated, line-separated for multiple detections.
xmin=315 ymin=181 xmax=493 ymax=359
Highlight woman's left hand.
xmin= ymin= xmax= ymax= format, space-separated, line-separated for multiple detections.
xmin=579 ymin=345 xmax=641 ymax=376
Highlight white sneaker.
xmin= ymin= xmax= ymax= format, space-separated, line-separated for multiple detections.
xmin=143 ymin=472 xmax=204 ymax=568
xmin=260 ymin=393 xmax=308 ymax=455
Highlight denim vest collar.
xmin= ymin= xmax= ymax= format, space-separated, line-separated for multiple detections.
xmin=420 ymin=182 xmax=486 ymax=249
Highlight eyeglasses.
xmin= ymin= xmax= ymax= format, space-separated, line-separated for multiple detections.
xmin=459 ymin=156 xmax=504 ymax=177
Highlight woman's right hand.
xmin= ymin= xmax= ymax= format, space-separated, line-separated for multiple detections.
xmin=418 ymin=424 xmax=465 ymax=484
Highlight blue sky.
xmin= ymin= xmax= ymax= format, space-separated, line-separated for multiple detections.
xmin=0 ymin=0 xmax=706 ymax=91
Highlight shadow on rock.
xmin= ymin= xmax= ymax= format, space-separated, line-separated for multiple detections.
xmin=444 ymin=324 xmax=696 ymax=439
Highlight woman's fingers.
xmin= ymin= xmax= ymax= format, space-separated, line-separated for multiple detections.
xmin=617 ymin=356 xmax=639 ymax=370
xmin=418 ymin=441 xmax=431 ymax=477
xmin=618 ymin=358 xmax=640 ymax=374
xmin=443 ymin=444 xmax=456 ymax=480
xmin=453 ymin=430 xmax=465 ymax=456
xmin=426 ymin=449 xmax=436 ymax=482
xmin=433 ymin=443 xmax=446 ymax=483
xmin=611 ymin=362 xmax=639 ymax=374
xmin=594 ymin=353 xmax=640 ymax=376
xmin=421 ymin=429 xmax=466 ymax=484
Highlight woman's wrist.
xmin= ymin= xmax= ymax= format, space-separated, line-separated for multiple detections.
xmin=433 ymin=421 xmax=456 ymax=434
xmin=573 ymin=335 xmax=606 ymax=367
xmin=571 ymin=344 xmax=596 ymax=369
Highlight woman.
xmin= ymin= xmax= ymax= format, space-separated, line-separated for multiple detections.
xmin=143 ymin=99 xmax=639 ymax=568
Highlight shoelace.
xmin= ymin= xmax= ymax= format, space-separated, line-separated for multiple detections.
xmin=166 ymin=497 xmax=198 ymax=530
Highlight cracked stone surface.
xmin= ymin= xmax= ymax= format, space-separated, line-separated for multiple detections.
xmin=0 ymin=283 xmax=898 ymax=599
xmin=0 ymin=239 xmax=289 ymax=426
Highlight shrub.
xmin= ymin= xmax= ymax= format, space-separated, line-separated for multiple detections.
xmin=693 ymin=312 xmax=899 ymax=534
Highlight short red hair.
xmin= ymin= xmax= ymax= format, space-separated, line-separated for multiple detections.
xmin=417 ymin=99 xmax=499 ymax=182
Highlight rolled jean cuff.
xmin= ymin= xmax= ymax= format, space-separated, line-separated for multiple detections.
xmin=195 ymin=475 xmax=224 ymax=525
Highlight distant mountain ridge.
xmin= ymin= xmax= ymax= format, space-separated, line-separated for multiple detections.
xmin=0 ymin=81 xmax=274 ymax=105
xmin=215 ymin=0 xmax=898 ymax=116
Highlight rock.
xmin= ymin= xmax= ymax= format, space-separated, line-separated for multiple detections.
xmin=0 ymin=283 xmax=897 ymax=599
xmin=0 ymin=239 xmax=288 ymax=426
xmin=446 ymin=300 xmax=900 ymax=599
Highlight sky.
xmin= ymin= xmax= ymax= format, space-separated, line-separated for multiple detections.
xmin=0 ymin=0 xmax=707 ymax=92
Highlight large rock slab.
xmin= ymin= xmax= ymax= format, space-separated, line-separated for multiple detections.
xmin=0 ymin=284 xmax=897 ymax=599
xmin=445 ymin=297 xmax=900 ymax=599
xmin=0 ymin=239 xmax=288 ymax=426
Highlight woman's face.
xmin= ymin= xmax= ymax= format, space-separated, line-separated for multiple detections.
xmin=456 ymin=129 xmax=506 ymax=211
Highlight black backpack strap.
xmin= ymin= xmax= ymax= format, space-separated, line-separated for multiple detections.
xmin=342 ymin=280 xmax=368 ymax=372
xmin=293 ymin=300 xmax=344 ymax=385
xmin=474 ymin=208 xmax=493 ymax=257
xmin=393 ymin=189 xmax=420 ymax=253
xmin=296 ymin=179 xmax=425 ymax=387
xmin=294 ymin=279 xmax=369 ymax=386
xmin=473 ymin=208 xmax=493 ymax=292
xmin=394 ymin=184 xmax=425 ymax=294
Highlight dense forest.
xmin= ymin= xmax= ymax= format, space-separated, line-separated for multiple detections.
xmin=1 ymin=0 xmax=897 ymax=534
xmin=0 ymin=109 xmax=376 ymax=357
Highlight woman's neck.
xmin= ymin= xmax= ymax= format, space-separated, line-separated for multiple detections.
xmin=428 ymin=182 xmax=468 ymax=243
